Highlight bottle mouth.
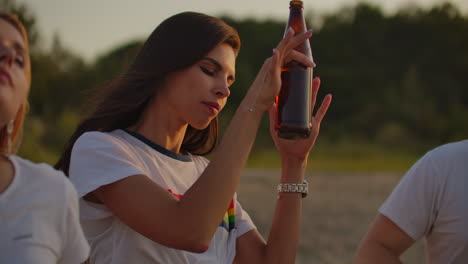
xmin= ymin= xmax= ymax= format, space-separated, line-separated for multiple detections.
xmin=290 ymin=0 xmax=304 ymax=7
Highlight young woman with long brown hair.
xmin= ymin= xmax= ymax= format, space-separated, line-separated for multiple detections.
xmin=56 ymin=11 xmax=332 ymax=264
xmin=0 ymin=12 xmax=89 ymax=263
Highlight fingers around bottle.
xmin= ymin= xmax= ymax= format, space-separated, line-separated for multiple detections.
xmin=274 ymin=29 xmax=313 ymax=67
xmin=284 ymin=27 xmax=295 ymax=39
xmin=273 ymin=29 xmax=295 ymax=61
xmin=270 ymin=48 xmax=281 ymax=75
xmin=284 ymin=50 xmax=315 ymax=68
xmin=283 ymin=29 xmax=313 ymax=53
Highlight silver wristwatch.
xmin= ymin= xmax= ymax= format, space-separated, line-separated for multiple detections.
xmin=277 ymin=180 xmax=308 ymax=198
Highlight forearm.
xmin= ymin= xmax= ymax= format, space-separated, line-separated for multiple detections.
xmin=181 ymin=92 xmax=265 ymax=239
xmin=262 ymin=158 xmax=305 ymax=263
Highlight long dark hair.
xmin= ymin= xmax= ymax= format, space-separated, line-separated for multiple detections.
xmin=55 ymin=12 xmax=240 ymax=175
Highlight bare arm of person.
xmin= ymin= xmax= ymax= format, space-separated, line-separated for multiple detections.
xmin=234 ymin=75 xmax=332 ymax=263
xmin=353 ymin=213 xmax=415 ymax=264
xmin=92 ymin=29 xmax=315 ymax=253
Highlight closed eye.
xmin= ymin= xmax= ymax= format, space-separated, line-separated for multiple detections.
xmin=13 ymin=43 xmax=26 ymax=68
xmin=200 ymin=66 xmax=214 ymax=76
xmin=15 ymin=56 xmax=24 ymax=68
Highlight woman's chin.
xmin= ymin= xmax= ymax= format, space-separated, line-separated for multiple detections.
xmin=190 ymin=119 xmax=212 ymax=130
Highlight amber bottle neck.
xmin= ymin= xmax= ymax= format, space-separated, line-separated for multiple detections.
xmin=289 ymin=1 xmax=304 ymax=18
xmin=287 ymin=0 xmax=306 ymax=32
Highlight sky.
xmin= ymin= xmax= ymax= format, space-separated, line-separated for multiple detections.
xmin=19 ymin=0 xmax=468 ymax=62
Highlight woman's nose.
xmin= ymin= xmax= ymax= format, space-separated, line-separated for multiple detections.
xmin=214 ymin=81 xmax=230 ymax=98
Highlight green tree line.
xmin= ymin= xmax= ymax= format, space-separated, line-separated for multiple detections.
xmin=2 ymin=0 xmax=467 ymax=167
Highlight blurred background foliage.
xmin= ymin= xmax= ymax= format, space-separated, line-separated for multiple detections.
xmin=2 ymin=0 xmax=467 ymax=171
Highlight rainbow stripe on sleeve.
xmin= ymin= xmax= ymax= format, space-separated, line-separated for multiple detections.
xmin=168 ymin=189 xmax=236 ymax=232
xmin=219 ymin=199 xmax=236 ymax=232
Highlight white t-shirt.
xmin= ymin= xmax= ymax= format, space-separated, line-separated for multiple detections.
xmin=380 ymin=140 xmax=468 ymax=264
xmin=0 ymin=155 xmax=90 ymax=264
xmin=69 ymin=129 xmax=255 ymax=264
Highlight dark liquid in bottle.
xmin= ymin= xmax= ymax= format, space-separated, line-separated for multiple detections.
xmin=277 ymin=0 xmax=313 ymax=140
xmin=277 ymin=61 xmax=312 ymax=139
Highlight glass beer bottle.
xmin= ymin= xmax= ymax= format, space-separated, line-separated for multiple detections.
xmin=276 ymin=0 xmax=313 ymax=139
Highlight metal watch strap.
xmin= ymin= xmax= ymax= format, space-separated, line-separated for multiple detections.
xmin=277 ymin=180 xmax=308 ymax=198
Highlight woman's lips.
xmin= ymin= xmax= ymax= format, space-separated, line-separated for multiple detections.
xmin=202 ymin=101 xmax=221 ymax=115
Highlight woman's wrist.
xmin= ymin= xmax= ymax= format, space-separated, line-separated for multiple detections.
xmin=238 ymin=93 xmax=269 ymax=119
xmin=280 ymin=158 xmax=306 ymax=183
xmin=242 ymin=77 xmax=277 ymax=114
xmin=281 ymin=154 xmax=308 ymax=170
